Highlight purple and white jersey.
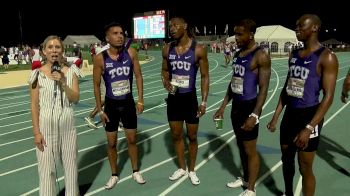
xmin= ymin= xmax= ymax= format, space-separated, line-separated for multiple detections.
xmin=230 ymin=47 xmax=260 ymax=101
xmin=102 ymin=49 xmax=133 ymax=100
xmin=168 ymin=40 xmax=198 ymax=93
xmin=285 ymin=47 xmax=325 ymax=108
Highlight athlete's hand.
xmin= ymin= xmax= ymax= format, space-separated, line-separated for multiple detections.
xmin=163 ymin=79 xmax=172 ymax=93
xmin=294 ymin=128 xmax=311 ymax=150
xmin=267 ymin=116 xmax=278 ymax=132
xmin=136 ymin=102 xmax=144 ymax=114
xmin=341 ymin=93 xmax=348 ymax=103
xmin=196 ymin=104 xmax=206 ymax=118
xmin=241 ymin=116 xmax=256 ymax=131
xmin=34 ymin=132 xmax=47 ymax=152
xmin=99 ymin=112 xmax=110 ymax=127
xmin=213 ymin=108 xmax=224 ymax=120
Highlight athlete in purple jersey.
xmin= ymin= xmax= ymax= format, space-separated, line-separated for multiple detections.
xmin=267 ymin=14 xmax=339 ymax=196
xmin=214 ymin=19 xmax=271 ymax=196
xmin=161 ymin=16 xmax=209 ymax=185
xmin=93 ymin=22 xmax=146 ymax=189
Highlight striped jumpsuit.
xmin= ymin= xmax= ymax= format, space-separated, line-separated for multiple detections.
xmin=29 ymin=65 xmax=83 ymax=196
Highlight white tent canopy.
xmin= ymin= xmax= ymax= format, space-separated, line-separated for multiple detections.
xmin=226 ymin=25 xmax=297 ymax=54
xmin=255 ymin=25 xmax=297 ymax=54
xmin=63 ymin=35 xmax=101 ymax=48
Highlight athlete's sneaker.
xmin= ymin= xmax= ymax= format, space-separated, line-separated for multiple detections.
xmin=132 ymin=172 xmax=146 ymax=184
xmin=104 ymin=176 xmax=118 ymax=189
xmin=169 ymin=168 xmax=187 ymax=181
xmin=226 ymin=177 xmax=248 ymax=188
xmin=239 ymin=189 xmax=256 ymax=196
xmin=85 ymin=117 xmax=98 ymax=129
xmin=188 ymin=171 xmax=200 ymax=185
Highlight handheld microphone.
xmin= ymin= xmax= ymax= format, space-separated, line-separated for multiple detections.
xmin=125 ymin=38 xmax=132 ymax=49
xmin=51 ymin=61 xmax=61 ymax=98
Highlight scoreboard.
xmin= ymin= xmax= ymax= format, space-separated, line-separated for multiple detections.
xmin=133 ymin=10 xmax=166 ymax=39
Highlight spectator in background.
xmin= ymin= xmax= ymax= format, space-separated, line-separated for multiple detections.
xmin=1 ymin=48 xmax=10 ymax=69
xmin=73 ymin=44 xmax=82 ymax=68
xmin=31 ymin=45 xmax=42 ymax=70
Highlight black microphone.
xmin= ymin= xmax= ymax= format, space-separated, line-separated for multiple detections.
xmin=51 ymin=61 xmax=61 ymax=98
xmin=118 ymin=38 xmax=133 ymax=61
xmin=125 ymin=38 xmax=132 ymax=49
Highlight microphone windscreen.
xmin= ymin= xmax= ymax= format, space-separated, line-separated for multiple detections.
xmin=51 ymin=61 xmax=61 ymax=73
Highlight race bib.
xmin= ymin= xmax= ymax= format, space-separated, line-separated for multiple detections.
xmin=171 ymin=74 xmax=190 ymax=88
xmin=309 ymin=125 xmax=319 ymax=139
xmin=231 ymin=76 xmax=244 ymax=94
xmin=286 ymin=77 xmax=305 ymax=98
xmin=111 ymin=80 xmax=130 ymax=96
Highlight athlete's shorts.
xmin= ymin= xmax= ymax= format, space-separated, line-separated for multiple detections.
xmin=104 ymin=96 xmax=137 ymax=132
xmin=166 ymin=91 xmax=199 ymax=124
xmin=280 ymin=104 xmax=323 ymax=152
xmin=231 ymin=98 xmax=259 ymax=141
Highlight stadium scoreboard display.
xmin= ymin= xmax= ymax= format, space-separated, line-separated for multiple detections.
xmin=133 ymin=10 xmax=166 ymax=39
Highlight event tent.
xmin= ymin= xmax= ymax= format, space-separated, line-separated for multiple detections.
xmin=63 ymin=35 xmax=101 ymax=48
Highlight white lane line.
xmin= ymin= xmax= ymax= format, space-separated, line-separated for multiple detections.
xmin=294 ymin=100 xmax=350 ymax=196
xmin=156 ymin=66 xmax=281 ymax=195
xmin=159 ymin=135 xmax=236 ymax=196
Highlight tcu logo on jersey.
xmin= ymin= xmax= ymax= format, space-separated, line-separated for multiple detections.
xmin=290 ymin=58 xmax=297 ymax=64
xmin=170 ymin=61 xmax=191 ymax=71
xmin=169 ymin=55 xmax=176 ymax=60
xmin=289 ymin=65 xmax=310 ymax=80
xmin=232 ymin=64 xmax=245 ymax=76
xmin=109 ymin=67 xmax=130 ymax=78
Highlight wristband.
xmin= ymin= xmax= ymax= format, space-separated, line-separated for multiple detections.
xmin=137 ymin=102 xmax=144 ymax=106
xmin=249 ymin=113 xmax=259 ymax=125
xmin=305 ymin=124 xmax=314 ymax=133
xmin=200 ymin=101 xmax=207 ymax=107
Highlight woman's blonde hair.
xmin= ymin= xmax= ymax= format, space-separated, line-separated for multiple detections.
xmin=42 ymin=35 xmax=65 ymax=51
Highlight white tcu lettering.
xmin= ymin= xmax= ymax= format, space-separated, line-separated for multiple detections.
xmin=109 ymin=67 xmax=130 ymax=78
xmin=171 ymin=61 xmax=191 ymax=71
xmin=233 ymin=64 xmax=245 ymax=76
xmin=289 ymin=65 xmax=310 ymax=80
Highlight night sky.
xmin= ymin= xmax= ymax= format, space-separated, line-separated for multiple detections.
xmin=0 ymin=0 xmax=347 ymax=47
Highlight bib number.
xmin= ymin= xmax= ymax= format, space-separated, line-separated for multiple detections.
xmin=111 ymin=80 xmax=130 ymax=96
xmin=286 ymin=77 xmax=305 ymax=98
xmin=171 ymin=74 xmax=190 ymax=88
xmin=231 ymin=76 xmax=244 ymax=94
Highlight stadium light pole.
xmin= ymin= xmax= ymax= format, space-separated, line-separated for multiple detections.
xmin=19 ymin=9 xmax=23 ymax=44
